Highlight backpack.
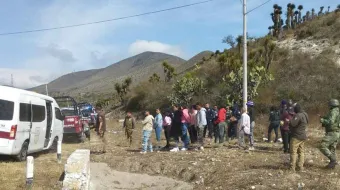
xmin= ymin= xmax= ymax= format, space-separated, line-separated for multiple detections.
xmin=270 ymin=111 xmax=280 ymax=123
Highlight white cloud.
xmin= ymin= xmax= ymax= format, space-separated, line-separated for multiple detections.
xmin=128 ymin=40 xmax=184 ymax=58
xmin=0 ymin=68 xmax=50 ymax=89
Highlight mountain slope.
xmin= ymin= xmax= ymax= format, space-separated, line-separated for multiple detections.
xmin=29 ymin=69 xmax=102 ymax=93
xmin=68 ymin=51 xmax=186 ymax=95
xmin=30 ymin=51 xmax=186 ymax=95
xmin=176 ymin=51 xmax=213 ymax=75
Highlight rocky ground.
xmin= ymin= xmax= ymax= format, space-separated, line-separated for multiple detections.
xmin=90 ymin=119 xmax=340 ymax=190
xmin=276 ymin=37 xmax=340 ymax=66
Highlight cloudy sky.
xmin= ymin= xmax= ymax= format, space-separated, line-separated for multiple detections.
xmin=0 ymin=0 xmax=335 ymax=88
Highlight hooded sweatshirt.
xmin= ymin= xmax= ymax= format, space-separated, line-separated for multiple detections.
xmin=240 ymin=112 xmax=251 ymax=134
xmin=142 ymin=115 xmax=154 ymax=131
xmin=214 ymin=108 xmax=227 ymax=125
xmin=197 ymin=108 xmax=207 ymax=126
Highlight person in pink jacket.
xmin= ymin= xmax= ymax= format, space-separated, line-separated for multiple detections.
xmin=189 ymin=105 xmax=198 ymax=144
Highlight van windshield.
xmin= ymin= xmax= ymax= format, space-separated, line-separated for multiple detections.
xmin=0 ymin=99 xmax=14 ymax=121
xmin=61 ymin=109 xmax=76 ymax=116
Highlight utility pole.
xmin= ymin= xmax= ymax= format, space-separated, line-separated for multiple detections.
xmin=11 ymin=74 xmax=14 ymax=87
xmin=242 ymin=0 xmax=248 ymax=109
xmin=45 ymin=84 xmax=49 ymax=96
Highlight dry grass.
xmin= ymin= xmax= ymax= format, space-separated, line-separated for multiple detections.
xmin=0 ymin=140 xmax=86 ymax=190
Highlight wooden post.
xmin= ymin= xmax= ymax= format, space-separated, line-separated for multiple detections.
xmin=26 ymin=156 xmax=34 ymax=189
xmin=57 ymin=140 xmax=62 ymax=164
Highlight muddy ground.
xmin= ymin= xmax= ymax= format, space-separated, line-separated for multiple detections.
xmin=90 ymin=118 xmax=340 ymax=190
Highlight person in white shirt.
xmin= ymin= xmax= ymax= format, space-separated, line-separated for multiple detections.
xmin=238 ymin=107 xmax=255 ymax=150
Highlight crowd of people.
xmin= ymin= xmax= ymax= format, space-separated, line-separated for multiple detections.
xmin=94 ymin=98 xmax=340 ymax=171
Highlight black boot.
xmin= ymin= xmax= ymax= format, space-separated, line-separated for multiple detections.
xmin=326 ymin=159 xmax=337 ymax=169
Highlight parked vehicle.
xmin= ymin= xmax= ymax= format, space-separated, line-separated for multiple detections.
xmin=54 ymin=96 xmax=90 ymax=142
xmin=0 ymin=85 xmax=64 ymax=161
xmin=78 ymin=102 xmax=96 ymax=126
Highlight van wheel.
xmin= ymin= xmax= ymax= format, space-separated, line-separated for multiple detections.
xmin=16 ymin=142 xmax=29 ymax=162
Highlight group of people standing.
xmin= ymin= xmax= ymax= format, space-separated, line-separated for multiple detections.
xmin=267 ymin=99 xmax=340 ymax=171
xmin=124 ymin=101 xmax=256 ymax=153
xmin=120 ymin=98 xmax=340 ymax=171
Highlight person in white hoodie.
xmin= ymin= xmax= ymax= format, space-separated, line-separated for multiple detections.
xmin=238 ymin=107 xmax=254 ymax=150
xmin=141 ymin=111 xmax=154 ymax=154
xmin=196 ymin=102 xmax=207 ymax=150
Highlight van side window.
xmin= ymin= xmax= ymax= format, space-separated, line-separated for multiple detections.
xmin=19 ymin=103 xmax=31 ymax=122
xmin=0 ymin=99 xmax=14 ymax=121
xmin=55 ymin=108 xmax=63 ymax=120
xmin=32 ymin=105 xmax=45 ymax=122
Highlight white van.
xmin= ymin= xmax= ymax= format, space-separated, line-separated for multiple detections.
xmin=0 ymin=85 xmax=64 ymax=161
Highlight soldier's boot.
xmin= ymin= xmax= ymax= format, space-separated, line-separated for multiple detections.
xmin=327 ymin=159 xmax=337 ymax=169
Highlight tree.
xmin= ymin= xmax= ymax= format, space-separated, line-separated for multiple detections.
xmin=327 ymin=6 xmax=330 ymax=13
xmin=168 ymin=76 xmax=206 ymax=105
xmin=319 ymin=6 xmax=324 ymax=16
xmin=162 ymin=61 xmax=176 ymax=82
xmin=115 ymin=77 xmax=132 ymax=105
xmin=263 ymin=37 xmax=276 ymax=71
xmin=222 ymin=35 xmax=236 ymax=48
xmin=294 ymin=11 xmax=299 ymax=27
xmin=286 ymin=3 xmax=292 ymax=28
xmin=149 ymin=73 xmax=160 ymax=83
xmin=122 ymin=77 xmax=132 ymax=93
xmin=337 ymin=5 xmax=340 ymax=13
xmin=311 ymin=8 xmax=315 ymax=19
xmin=272 ymin=4 xmax=283 ymax=37
xmin=236 ymin=35 xmax=243 ymax=54
xmin=298 ymin=5 xmax=303 ymax=24
xmin=290 ymin=4 xmax=296 ymax=28
xmin=306 ymin=11 xmax=311 ymax=20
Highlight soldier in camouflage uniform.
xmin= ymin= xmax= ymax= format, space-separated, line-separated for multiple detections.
xmin=320 ymin=99 xmax=340 ymax=169
xmin=123 ymin=112 xmax=136 ymax=147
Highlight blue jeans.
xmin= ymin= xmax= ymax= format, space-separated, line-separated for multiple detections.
xmin=155 ymin=127 xmax=162 ymax=142
xmin=174 ymin=123 xmax=190 ymax=148
xmin=142 ymin=130 xmax=153 ymax=152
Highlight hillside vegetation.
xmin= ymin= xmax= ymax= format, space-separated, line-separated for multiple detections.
xmin=118 ymin=5 xmax=340 ymax=116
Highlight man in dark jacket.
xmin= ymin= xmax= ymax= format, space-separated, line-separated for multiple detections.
xmin=289 ymin=104 xmax=308 ymax=172
xmin=205 ymin=103 xmax=215 ymax=140
xmin=268 ymin=106 xmax=280 ymax=143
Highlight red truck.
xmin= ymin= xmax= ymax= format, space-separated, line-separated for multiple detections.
xmin=54 ymin=96 xmax=90 ymax=142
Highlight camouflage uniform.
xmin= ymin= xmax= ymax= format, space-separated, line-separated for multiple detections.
xmin=123 ymin=116 xmax=135 ymax=146
xmin=320 ymin=100 xmax=340 ymax=169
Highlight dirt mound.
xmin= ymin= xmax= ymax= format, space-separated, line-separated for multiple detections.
xmin=90 ymin=162 xmax=193 ymax=190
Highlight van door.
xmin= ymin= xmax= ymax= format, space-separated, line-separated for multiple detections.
xmin=30 ymin=100 xmax=47 ymax=152
xmin=18 ymin=100 xmax=34 ymax=152
xmin=44 ymin=101 xmax=53 ymax=148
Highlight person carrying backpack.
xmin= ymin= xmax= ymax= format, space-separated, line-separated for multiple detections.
xmin=268 ymin=106 xmax=281 ymax=143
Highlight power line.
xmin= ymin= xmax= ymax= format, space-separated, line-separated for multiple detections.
xmin=0 ymin=0 xmax=215 ymax=36
xmin=246 ymin=0 xmax=272 ymax=14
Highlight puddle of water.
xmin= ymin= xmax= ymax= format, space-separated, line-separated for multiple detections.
xmin=90 ymin=163 xmax=193 ymax=190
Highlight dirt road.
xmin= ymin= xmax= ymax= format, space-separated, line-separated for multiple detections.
xmin=90 ymin=162 xmax=193 ymax=190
